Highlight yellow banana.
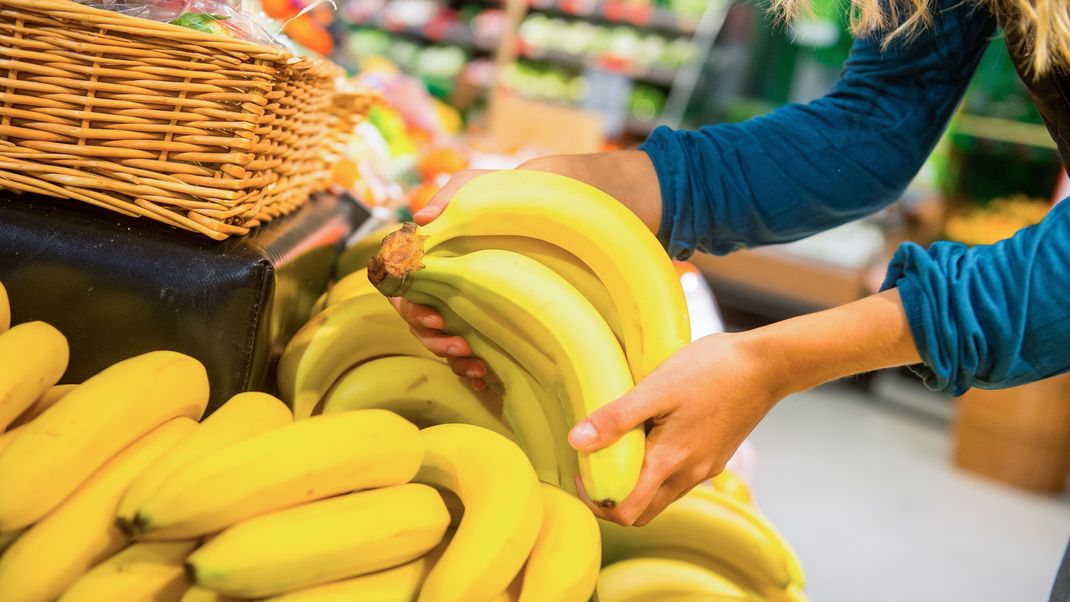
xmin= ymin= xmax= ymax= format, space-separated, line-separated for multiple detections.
xmin=0 ymin=418 xmax=195 ymax=602
xmin=59 ymin=540 xmax=197 ymax=602
xmin=335 ymin=223 xmax=398 ymax=279
xmin=597 ymin=557 xmax=763 ymax=602
xmin=405 ymin=291 xmax=570 ymax=489
xmin=132 ymin=410 xmax=422 ymax=540
xmin=188 ymin=484 xmax=449 ymax=597
xmin=386 ymin=170 xmax=691 ymax=381
xmin=278 ymin=293 xmax=437 ymax=419
xmin=709 ymin=469 xmax=754 ymax=506
xmin=309 ymin=291 xmax=328 ymax=318
xmin=321 ymin=355 xmax=514 ymax=439
xmin=264 ymin=532 xmax=452 ymax=602
xmin=600 ymin=487 xmax=805 ymax=594
xmin=180 ymin=586 xmax=239 ymax=602
xmin=518 ymin=484 xmax=600 ymax=602
xmin=9 ymin=383 xmax=78 ymax=429
xmin=0 ymin=351 xmax=207 ymax=532
xmin=324 ymin=267 xmax=379 ymax=308
xmin=0 ymin=426 xmax=21 ymax=457
xmin=0 ymin=528 xmax=22 ymax=555
xmin=376 ymin=251 xmax=639 ymax=507
xmin=117 ymin=392 xmax=293 ymax=530
xmin=414 ymin=424 xmax=542 ymax=602
xmin=0 ymin=321 xmax=68 ymax=431
xmin=432 ymin=235 xmax=624 ymax=345
xmin=0 ymin=280 xmax=8 ymax=333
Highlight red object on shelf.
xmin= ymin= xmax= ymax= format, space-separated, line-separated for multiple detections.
xmin=423 ymin=13 xmax=454 ymax=41
xmin=623 ymin=3 xmax=652 ymax=25
xmin=596 ymin=55 xmax=634 ymax=73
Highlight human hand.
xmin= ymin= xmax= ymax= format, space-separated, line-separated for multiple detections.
xmin=568 ymin=332 xmax=782 ymax=527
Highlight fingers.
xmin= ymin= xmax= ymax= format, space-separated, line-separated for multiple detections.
xmin=413 ymin=169 xmax=491 ymax=226
xmin=392 ymin=297 xmax=444 ymax=330
xmin=632 ymin=477 xmax=699 ymax=527
xmin=408 ymin=323 xmax=472 ymax=358
xmin=568 ymin=387 xmax=667 ymax=453
xmin=447 ymin=358 xmax=489 ymax=390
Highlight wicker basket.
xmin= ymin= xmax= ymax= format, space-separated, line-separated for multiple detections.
xmin=0 ymin=0 xmax=344 ymax=240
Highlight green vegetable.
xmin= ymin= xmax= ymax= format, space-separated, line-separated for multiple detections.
xmin=170 ymin=13 xmax=230 ymax=35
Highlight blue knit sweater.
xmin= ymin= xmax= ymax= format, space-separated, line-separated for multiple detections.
xmin=641 ymin=0 xmax=1070 ymax=395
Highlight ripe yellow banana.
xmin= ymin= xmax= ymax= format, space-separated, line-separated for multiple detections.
xmin=335 ymin=223 xmax=398 ymax=279
xmin=309 ymin=291 xmax=328 ymax=318
xmin=376 ymin=251 xmax=640 ymax=507
xmin=180 ymin=586 xmax=239 ymax=602
xmin=117 ymin=391 xmax=293 ymax=530
xmin=324 ymin=267 xmax=379 ymax=308
xmin=188 ymin=484 xmax=450 ymax=597
xmin=389 ymin=170 xmax=691 ymax=380
xmin=0 ymin=280 xmax=8 ymax=333
xmin=321 ymin=355 xmax=514 ymax=440
xmin=597 ymin=557 xmax=763 ymax=602
xmin=600 ymin=487 xmax=805 ymax=595
xmin=517 ymin=484 xmax=600 ymax=602
xmin=264 ymin=532 xmax=452 ymax=602
xmin=132 ymin=409 xmax=423 ymax=540
xmin=59 ymin=540 xmax=197 ymax=602
xmin=0 ymin=528 xmax=23 ymax=555
xmin=9 ymin=383 xmax=78 ymax=429
xmin=414 ymin=424 xmax=543 ymax=602
xmin=0 ymin=426 xmax=21 ymax=457
xmin=0 ymin=321 xmax=68 ymax=431
xmin=709 ymin=469 xmax=754 ymax=506
xmin=405 ymin=291 xmax=570 ymax=489
xmin=0 ymin=351 xmax=208 ymax=532
xmin=432 ymin=235 xmax=624 ymax=345
xmin=278 ymin=293 xmax=437 ymax=419
xmin=0 ymin=417 xmax=195 ymax=602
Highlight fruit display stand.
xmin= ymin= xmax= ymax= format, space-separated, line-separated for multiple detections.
xmin=0 ymin=188 xmax=366 ymax=410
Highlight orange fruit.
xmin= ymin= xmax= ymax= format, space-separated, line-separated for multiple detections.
xmin=409 ymin=181 xmax=440 ymax=214
xmin=418 ymin=147 xmax=468 ymax=180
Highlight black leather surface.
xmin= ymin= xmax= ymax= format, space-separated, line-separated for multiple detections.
xmin=0 ymin=189 xmax=367 ymax=411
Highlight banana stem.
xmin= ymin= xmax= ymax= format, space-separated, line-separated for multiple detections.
xmin=368 ymin=223 xmax=426 ymax=297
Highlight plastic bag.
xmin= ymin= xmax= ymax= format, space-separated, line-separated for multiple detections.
xmin=77 ymin=0 xmax=278 ymax=46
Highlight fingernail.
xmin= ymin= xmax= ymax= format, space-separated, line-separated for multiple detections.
xmin=446 ymin=345 xmax=462 ymax=356
xmin=569 ymin=421 xmax=597 ymax=448
xmin=472 ymin=378 xmax=487 ymax=391
xmin=466 ymin=369 xmax=481 ymax=379
xmin=421 ymin=316 xmax=439 ymax=328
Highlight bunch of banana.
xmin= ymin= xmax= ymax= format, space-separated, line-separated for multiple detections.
xmin=60 ymin=541 xmax=198 ymax=602
xmin=599 ymin=485 xmax=807 ymax=602
xmin=366 ymin=170 xmax=691 ymax=507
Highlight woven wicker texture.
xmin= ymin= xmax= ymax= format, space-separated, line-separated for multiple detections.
xmin=0 ymin=0 xmax=343 ymax=240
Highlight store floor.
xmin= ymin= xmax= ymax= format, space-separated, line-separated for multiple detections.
xmin=748 ymin=376 xmax=1070 ymax=602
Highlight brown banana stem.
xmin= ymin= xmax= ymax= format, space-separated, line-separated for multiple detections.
xmin=367 ymin=223 xmax=426 ymax=297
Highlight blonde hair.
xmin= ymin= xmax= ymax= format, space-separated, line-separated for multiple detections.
xmin=769 ymin=0 xmax=1070 ymax=76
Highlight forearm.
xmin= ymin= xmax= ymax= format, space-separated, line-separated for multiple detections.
xmin=743 ymin=288 xmax=921 ymax=397
xmin=520 ymin=151 xmax=662 ymax=235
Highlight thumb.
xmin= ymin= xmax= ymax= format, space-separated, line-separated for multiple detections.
xmin=569 ymin=391 xmax=653 ymax=452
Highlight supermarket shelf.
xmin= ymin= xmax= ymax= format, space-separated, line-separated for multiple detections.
xmin=348 ymin=14 xmax=498 ymax=52
xmin=519 ymin=47 xmax=678 ymax=85
xmin=952 ymin=113 xmax=1057 ymax=150
xmin=528 ymin=0 xmax=700 ymax=35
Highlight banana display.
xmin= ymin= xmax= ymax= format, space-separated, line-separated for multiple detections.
xmin=0 ymin=170 xmax=808 ymax=601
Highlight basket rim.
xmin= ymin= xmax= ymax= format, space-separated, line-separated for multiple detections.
xmin=0 ymin=0 xmax=293 ymax=63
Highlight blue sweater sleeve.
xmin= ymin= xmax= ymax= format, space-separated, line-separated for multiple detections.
xmin=641 ymin=0 xmax=996 ymax=259
xmin=880 ymin=199 xmax=1070 ymax=396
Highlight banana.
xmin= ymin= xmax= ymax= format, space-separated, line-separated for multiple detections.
xmin=59 ymin=540 xmax=197 ymax=602
xmin=517 ymin=484 xmax=600 ymax=602
xmin=188 ymin=483 xmax=450 ymax=597
xmin=180 ymin=586 xmax=239 ymax=602
xmin=597 ymin=557 xmax=763 ymax=602
xmin=414 ymin=424 xmax=543 ymax=602
xmin=599 ymin=487 xmax=805 ymax=595
xmin=374 ymin=251 xmax=640 ymax=507
xmin=0 ymin=321 xmax=68 ymax=431
xmin=0 ymin=426 xmax=20 ymax=457
xmin=309 ymin=291 xmax=328 ymax=317
xmin=321 ymin=355 xmax=514 ymax=439
xmin=0 ymin=528 xmax=22 ymax=555
xmin=433 ymin=235 xmax=625 ymax=345
xmin=278 ymin=292 xmax=437 ymax=419
xmin=380 ymin=170 xmax=691 ymax=381
xmin=0 ymin=418 xmax=195 ymax=602
xmin=324 ymin=267 xmax=379 ymax=308
xmin=132 ymin=409 xmax=422 ymax=540
xmin=405 ymin=291 xmax=569 ymax=489
xmin=0 ymin=351 xmax=208 ymax=532
xmin=9 ymin=383 xmax=78 ymax=429
xmin=335 ymin=223 xmax=398 ymax=278
xmin=709 ymin=469 xmax=754 ymax=506
xmin=0 ymin=280 xmax=8 ymax=333
xmin=117 ymin=392 xmax=293 ymax=530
